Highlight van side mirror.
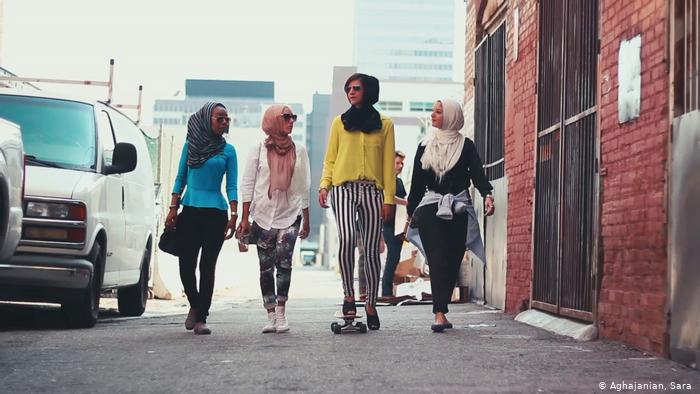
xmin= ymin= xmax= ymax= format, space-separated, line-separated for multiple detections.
xmin=105 ymin=142 xmax=137 ymax=175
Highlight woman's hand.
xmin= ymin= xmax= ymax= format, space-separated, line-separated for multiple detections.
xmin=165 ymin=208 xmax=178 ymax=230
xmin=381 ymin=204 xmax=395 ymax=222
xmin=224 ymin=215 xmax=238 ymax=240
xmin=236 ymin=219 xmax=251 ymax=240
xmin=299 ymin=220 xmax=310 ymax=239
xmin=318 ymin=188 xmax=329 ymax=208
xmin=485 ymin=195 xmax=495 ymax=216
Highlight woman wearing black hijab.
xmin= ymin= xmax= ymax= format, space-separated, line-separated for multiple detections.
xmin=319 ymin=73 xmax=396 ymax=330
xmin=165 ymin=102 xmax=239 ymax=335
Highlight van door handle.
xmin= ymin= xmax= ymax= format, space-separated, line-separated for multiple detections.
xmin=122 ymin=186 xmax=125 ymax=210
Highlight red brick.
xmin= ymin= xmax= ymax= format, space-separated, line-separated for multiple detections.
xmin=467 ymin=0 xmax=669 ymax=357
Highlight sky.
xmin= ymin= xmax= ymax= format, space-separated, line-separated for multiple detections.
xmin=1 ymin=0 xmax=465 ymax=125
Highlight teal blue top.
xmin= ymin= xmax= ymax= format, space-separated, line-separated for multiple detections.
xmin=172 ymin=142 xmax=238 ymax=211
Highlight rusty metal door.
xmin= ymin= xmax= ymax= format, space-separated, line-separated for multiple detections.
xmin=532 ymin=0 xmax=599 ymax=321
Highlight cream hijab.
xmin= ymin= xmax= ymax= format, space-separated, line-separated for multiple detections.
xmin=420 ymin=99 xmax=465 ymax=181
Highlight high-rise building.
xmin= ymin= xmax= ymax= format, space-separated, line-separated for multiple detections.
xmin=354 ymin=0 xmax=456 ymax=81
xmin=351 ymin=0 xmax=464 ymax=182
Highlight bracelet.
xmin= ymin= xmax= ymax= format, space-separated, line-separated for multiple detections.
xmin=169 ymin=204 xmax=178 ymax=209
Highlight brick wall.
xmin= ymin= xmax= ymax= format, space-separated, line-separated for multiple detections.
xmin=465 ymin=0 xmax=538 ymax=314
xmin=465 ymin=0 xmax=671 ymax=356
xmin=464 ymin=1 xmax=476 ymax=108
xmin=597 ymin=0 xmax=670 ymax=355
xmin=501 ymin=0 xmax=538 ymax=315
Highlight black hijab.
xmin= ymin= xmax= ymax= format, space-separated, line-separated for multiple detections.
xmin=340 ymin=73 xmax=383 ymax=133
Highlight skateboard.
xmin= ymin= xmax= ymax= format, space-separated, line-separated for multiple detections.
xmin=335 ymin=301 xmax=391 ymax=307
xmin=331 ymin=311 xmax=367 ymax=334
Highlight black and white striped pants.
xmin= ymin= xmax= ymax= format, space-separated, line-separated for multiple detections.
xmin=330 ymin=181 xmax=384 ymax=307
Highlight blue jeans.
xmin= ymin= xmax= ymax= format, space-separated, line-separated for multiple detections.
xmin=381 ymin=222 xmax=404 ymax=297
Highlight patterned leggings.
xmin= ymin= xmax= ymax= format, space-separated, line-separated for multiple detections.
xmin=254 ymin=217 xmax=301 ymax=310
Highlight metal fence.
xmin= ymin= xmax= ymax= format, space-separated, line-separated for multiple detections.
xmin=475 ymin=23 xmax=506 ymax=181
xmin=674 ymin=0 xmax=699 ymax=116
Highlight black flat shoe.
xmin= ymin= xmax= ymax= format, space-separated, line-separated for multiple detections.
xmin=431 ymin=323 xmax=447 ymax=332
xmin=366 ymin=312 xmax=380 ymax=330
xmin=342 ymin=299 xmax=356 ymax=316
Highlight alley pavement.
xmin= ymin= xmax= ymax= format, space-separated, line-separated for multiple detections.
xmin=1 ymin=287 xmax=699 ymax=393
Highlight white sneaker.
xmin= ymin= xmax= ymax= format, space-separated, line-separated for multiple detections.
xmin=262 ymin=311 xmax=276 ymax=333
xmin=275 ymin=306 xmax=289 ymax=333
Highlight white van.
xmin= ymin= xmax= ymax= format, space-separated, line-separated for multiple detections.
xmin=0 ymin=90 xmax=156 ymax=328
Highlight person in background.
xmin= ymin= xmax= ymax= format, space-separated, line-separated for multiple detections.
xmin=319 ymin=73 xmax=396 ymax=330
xmin=380 ymin=150 xmax=407 ymax=298
xmin=166 ymin=102 xmax=238 ymax=336
xmin=406 ymin=99 xmax=494 ymax=332
xmin=238 ymin=104 xmax=310 ymax=334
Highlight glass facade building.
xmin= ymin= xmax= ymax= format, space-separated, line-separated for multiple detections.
xmin=354 ymin=0 xmax=455 ymax=81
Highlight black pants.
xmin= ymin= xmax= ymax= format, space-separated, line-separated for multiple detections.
xmin=381 ymin=222 xmax=403 ymax=297
xmin=177 ymin=206 xmax=228 ymax=323
xmin=414 ymin=203 xmax=467 ymax=314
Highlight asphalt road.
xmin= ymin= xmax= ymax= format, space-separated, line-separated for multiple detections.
xmin=1 ymin=297 xmax=699 ymax=393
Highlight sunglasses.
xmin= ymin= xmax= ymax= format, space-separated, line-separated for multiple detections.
xmin=344 ymin=85 xmax=362 ymax=93
xmin=211 ymin=116 xmax=231 ymax=123
xmin=281 ymin=113 xmax=298 ymax=122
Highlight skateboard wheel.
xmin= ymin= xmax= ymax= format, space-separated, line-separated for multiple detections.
xmin=331 ymin=322 xmax=341 ymax=334
xmin=358 ymin=322 xmax=367 ymax=333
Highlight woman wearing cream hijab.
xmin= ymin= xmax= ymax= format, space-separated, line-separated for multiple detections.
xmin=405 ymin=99 xmax=495 ymax=332
xmin=238 ymin=104 xmax=310 ymax=333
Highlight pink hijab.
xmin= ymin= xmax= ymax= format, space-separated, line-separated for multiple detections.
xmin=262 ymin=105 xmax=296 ymax=198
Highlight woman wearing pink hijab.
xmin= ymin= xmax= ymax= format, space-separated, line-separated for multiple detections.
xmin=238 ymin=104 xmax=310 ymax=333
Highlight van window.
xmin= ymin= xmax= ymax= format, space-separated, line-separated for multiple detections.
xmin=107 ymin=109 xmax=141 ymax=145
xmin=0 ymin=95 xmax=96 ymax=171
xmin=106 ymin=109 xmax=149 ymax=173
xmin=96 ymin=110 xmax=115 ymax=166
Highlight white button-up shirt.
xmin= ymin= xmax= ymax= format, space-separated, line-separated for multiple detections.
xmin=241 ymin=142 xmax=310 ymax=231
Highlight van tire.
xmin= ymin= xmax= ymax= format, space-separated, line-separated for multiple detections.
xmin=62 ymin=243 xmax=102 ymax=328
xmin=117 ymin=247 xmax=150 ymax=316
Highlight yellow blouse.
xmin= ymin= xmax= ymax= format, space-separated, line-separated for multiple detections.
xmin=320 ymin=114 xmax=396 ymax=204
